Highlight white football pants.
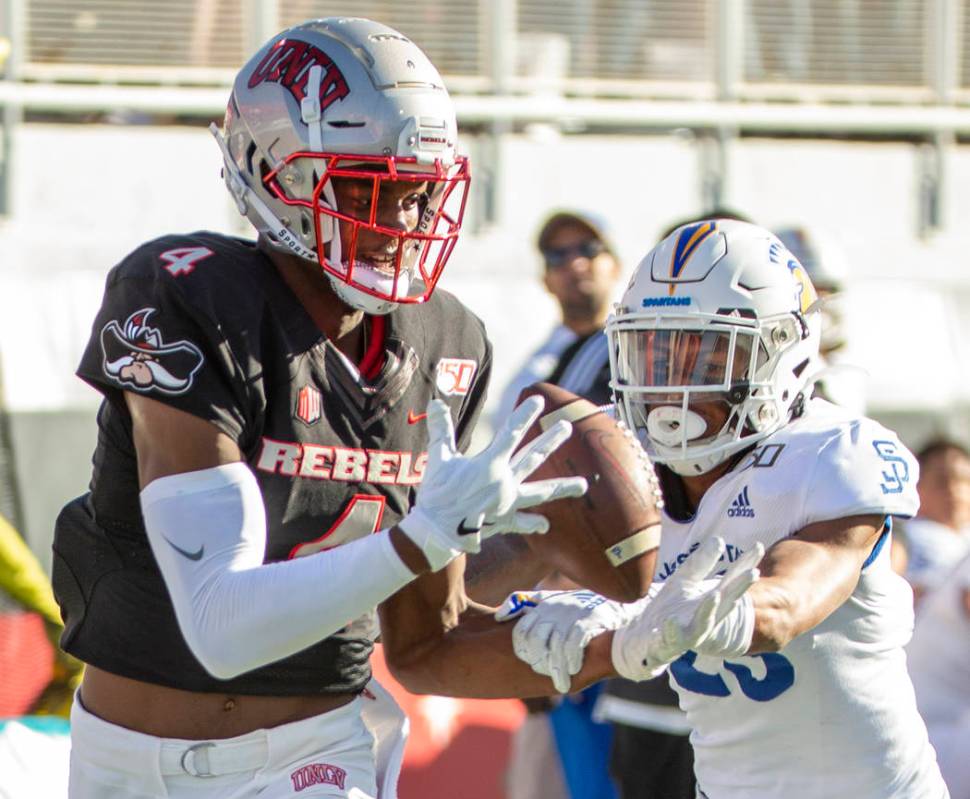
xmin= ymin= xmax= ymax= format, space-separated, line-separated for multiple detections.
xmin=69 ymin=681 xmax=408 ymax=799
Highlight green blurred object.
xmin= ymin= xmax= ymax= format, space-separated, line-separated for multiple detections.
xmin=0 ymin=513 xmax=61 ymax=626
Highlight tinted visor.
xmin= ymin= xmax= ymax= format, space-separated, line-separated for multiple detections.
xmin=615 ymin=329 xmax=755 ymax=391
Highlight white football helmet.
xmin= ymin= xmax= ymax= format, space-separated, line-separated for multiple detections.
xmin=211 ymin=17 xmax=470 ymax=315
xmin=773 ymin=225 xmax=849 ymax=355
xmin=606 ymin=219 xmax=822 ymax=476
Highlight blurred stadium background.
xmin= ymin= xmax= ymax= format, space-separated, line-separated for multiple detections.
xmin=1 ymin=1 xmax=970 ymax=794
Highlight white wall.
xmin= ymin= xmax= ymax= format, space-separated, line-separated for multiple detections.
xmin=6 ymin=123 xmax=970 ymax=416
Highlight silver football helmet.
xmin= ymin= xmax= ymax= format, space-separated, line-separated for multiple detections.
xmin=211 ymin=17 xmax=470 ymax=315
xmin=607 ymin=220 xmax=822 ymax=476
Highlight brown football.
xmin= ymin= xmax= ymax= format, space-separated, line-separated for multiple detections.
xmin=517 ymin=382 xmax=662 ymax=602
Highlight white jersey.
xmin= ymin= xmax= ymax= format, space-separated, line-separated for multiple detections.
xmin=903 ymin=517 xmax=970 ymax=596
xmin=656 ymin=399 xmax=948 ymax=799
xmin=906 ymin=549 xmax=970 ymax=726
xmin=493 ymin=325 xmax=577 ymax=423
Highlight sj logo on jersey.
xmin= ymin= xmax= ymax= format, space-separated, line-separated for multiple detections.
xmin=99 ymin=308 xmax=204 ymax=395
xmin=435 ymin=358 xmax=477 ymax=396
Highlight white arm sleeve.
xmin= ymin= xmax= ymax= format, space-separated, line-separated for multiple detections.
xmin=140 ymin=462 xmax=415 ymax=680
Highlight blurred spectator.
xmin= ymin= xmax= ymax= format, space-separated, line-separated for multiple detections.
xmin=906 ymin=548 xmax=970 ymax=798
xmin=503 ymin=209 xmax=624 ymax=799
xmin=771 ymin=226 xmax=917 ymax=575
xmin=773 ymin=225 xmax=867 ymax=415
xmin=494 ymin=210 xmax=622 ymax=425
xmin=902 ymin=438 xmax=970 ymax=602
xmin=505 ymin=693 xmax=570 ymax=799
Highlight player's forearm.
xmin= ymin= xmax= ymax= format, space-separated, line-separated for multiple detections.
xmin=385 ymin=610 xmax=615 ymax=698
xmin=464 ymin=534 xmax=552 ymax=606
xmin=379 ymin=562 xmax=614 ymax=697
xmin=143 ymin=465 xmax=417 ymax=679
xmin=746 ymin=517 xmax=881 ymax=652
xmin=748 ymin=564 xmax=857 ymax=653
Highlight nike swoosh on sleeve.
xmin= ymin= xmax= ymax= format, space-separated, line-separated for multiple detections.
xmin=407 ymin=410 xmax=428 ymax=424
xmin=162 ymin=536 xmax=204 ymax=561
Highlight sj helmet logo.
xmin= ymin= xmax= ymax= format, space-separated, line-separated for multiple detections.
xmin=769 ymin=241 xmax=818 ymax=313
xmin=787 ymin=259 xmax=818 ymax=312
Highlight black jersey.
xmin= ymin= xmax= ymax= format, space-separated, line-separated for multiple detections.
xmin=52 ymin=231 xmax=491 ymax=696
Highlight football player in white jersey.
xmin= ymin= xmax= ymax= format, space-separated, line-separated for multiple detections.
xmin=501 ymin=220 xmax=949 ymax=799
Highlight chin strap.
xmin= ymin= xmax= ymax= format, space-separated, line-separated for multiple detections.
xmin=331 ymin=280 xmax=399 ymax=316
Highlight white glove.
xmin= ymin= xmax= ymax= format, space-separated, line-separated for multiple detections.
xmin=496 ymin=589 xmax=643 ymax=693
xmin=477 ymin=413 xmax=587 ymax=536
xmin=398 ymin=397 xmax=588 ymax=571
xmin=612 ymin=537 xmax=764 ymax=681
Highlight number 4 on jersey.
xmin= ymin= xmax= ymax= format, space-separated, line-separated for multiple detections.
xmin=288 ymin=495 xmax=386 ymax=559
xmin=160 ymin=246 xmax=214 ymax=277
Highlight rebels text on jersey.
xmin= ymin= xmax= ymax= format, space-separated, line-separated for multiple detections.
xmin=655 ymin=399 xmax=948 ymax=799
xmin=51 ymin=231 xmax=492 ymax=696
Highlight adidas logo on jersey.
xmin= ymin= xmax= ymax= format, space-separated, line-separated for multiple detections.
xmin=727 ymin=486 xmax=755 ymax=518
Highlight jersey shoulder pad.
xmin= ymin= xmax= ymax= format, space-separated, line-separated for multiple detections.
xmin=110 ymin=231 xmax=268 ymax=326
xmin=77 ymin=232 xmax=262 ymax=442
xmin=394 ymin=286 xmax=492 ymax=396
xmin=397 ymin=288 xmax=492 ymax=451
xmin=416 ymin=287 xmax=490 ymax=353
xmin=792 ymin=402 xmax=919 ymax=526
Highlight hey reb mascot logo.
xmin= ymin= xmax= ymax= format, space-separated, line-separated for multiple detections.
xmin=100 ymin=308 xmax=204 ymax=395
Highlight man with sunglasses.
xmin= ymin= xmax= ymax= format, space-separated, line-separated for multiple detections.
xmin=495 ymin=210 xmax=623 ymax=427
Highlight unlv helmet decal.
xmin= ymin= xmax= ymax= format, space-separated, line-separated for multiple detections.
xmin=212 ymin=19 xmax=469 ymax=316
xmin=247 ymin=38 xmax=350 ymax=109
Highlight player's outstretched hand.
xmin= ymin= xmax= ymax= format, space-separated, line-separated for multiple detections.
xmin=612 ymin=537 xmax=764 ymax=681
xmin=496 ymin=589 xmax=642 ymax=693
xmin=398 ymin=397 xmax=588 ymax=571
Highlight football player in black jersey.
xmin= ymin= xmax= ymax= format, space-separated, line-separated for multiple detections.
xmin=52 ymin=18 xmax=760 ymax=799
xmin=51 ymin=18 xmax=599 ymax=799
